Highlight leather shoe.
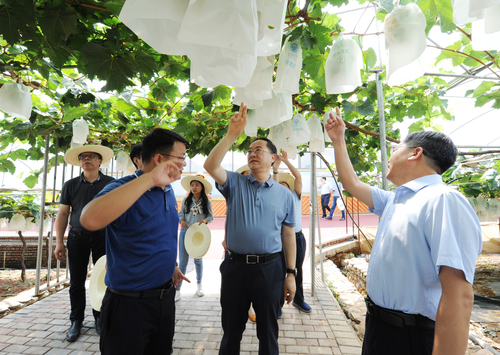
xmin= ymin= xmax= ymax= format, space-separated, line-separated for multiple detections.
xmin=66 ymin=320 xmax=83 ymax=342
xmin=95 ymin=316 xmax=100 ymax=334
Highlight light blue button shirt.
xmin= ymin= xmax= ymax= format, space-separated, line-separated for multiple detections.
xmin=292 ymin=192 xmax=302 ymax=233
xmin=217 ymin=170 xmax=296 ymax=255
xmin=367 ymin=174 xmax=482 ymax=320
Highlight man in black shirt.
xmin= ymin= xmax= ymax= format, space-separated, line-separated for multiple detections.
xmin=54 ymin=145 xmax=114 ymax=342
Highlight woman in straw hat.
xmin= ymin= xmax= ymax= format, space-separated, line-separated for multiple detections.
xmin=177 ymin=175 xmax=214 ymax=300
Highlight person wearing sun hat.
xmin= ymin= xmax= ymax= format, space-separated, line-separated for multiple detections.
xmin=177 ymin=174 xmax=214 ymax=301
xmin=54 ymin=144 xmax=114 ymax=342
xmin=273 ymin=150 xmax=312 ymax=315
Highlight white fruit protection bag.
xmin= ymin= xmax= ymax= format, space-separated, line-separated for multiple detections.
xmin=245 ymin=109 xmax=258 ymax=137
xmin=325 ymin=36 xmax=363 ymax=94
xmin=287 ymin=113 xmax=311 ymax=146
xmin=274 ymin=36 xmax=303 ymax=94
xmin=256 ymin=0 xmax=287 ymax=56
xmin=72 ymin=118 xmax=89 ymax=144
xmin=308 ymin=114 xmax=325 ymax=152
xmin=254 ymin=91 xmax=293 ymax=129
xmin=268 ymin=123 xmax=289 ymax=151
xmin=0 ymin=83 xmax=32 ymax=120
xmin=384 ymin=1 xmax=427 ymax=86
xmin=8 ymin=214 xmax=26 ymax=232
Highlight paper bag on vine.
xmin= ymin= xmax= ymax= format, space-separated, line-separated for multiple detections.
xmin=451 ymin=0 xmax=480 ymax=25
xmin=287 ymin=113 xmax=311 ymax=146
xmin=233 ymin=88 xmax=263 ymax=110
xmin=24 ymin=217 xmax=36 ymax=232
xmin=269 ymin=123 xmax=289 ymax=151
xmin=245 ymin=109 xmax=258 ymax=137
xmin=119 ymin=0 xmax=189 ymax=55
xmin=0 ymin=83 xmax=32 ymax=120
xmin=257 ymin=0 xmax=287 ymax=56
xmin=178 ymin=0 xmax=258 ymax=56
xmin=323 ymin=110 xmax=335 ymax=143
xmin=116 ymin=151 xmax=130 ymax=171
xmin=282 ymin=145 xmax=298 ymax=160
xmin=308 ymin=114 xmax=325 ymax=152
xmin=72 ymin=118 xmax=89 ymax=144
xmin=254 ymin=91 xmax=293 ymax=129
xmin=468 ymin=0 xmax=500 ymax=18
xmin=484 ymin=4 xmax=500 ymax=34
xmin=325 ymin=36 xmax=363 ymax=94
xmin=472 ymin=19 xmax=500 ymax=50
xmin=385 ymin=2 xmax=427 ymax=86
xmin=8 ymin=214 xmax=26 ymax=232
xmin=243 ymin=57 xmax=274 ymax=101
xmin=274 ymin=36 xmax=302 ymax=94
xmin=189 ymin=46 xmax=257 ymax=88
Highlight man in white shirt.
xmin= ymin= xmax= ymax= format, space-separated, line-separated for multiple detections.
xmin=318 ymin=177 xmax=333 ymax=218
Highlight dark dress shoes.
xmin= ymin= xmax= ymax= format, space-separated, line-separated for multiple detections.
xmin=66 ymin=320 xmax=83 ymax=342
xmin=95 ymin=316 xmax=101 ymax=334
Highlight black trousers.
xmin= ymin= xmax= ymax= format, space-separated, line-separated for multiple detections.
xmin=321 ymin=194 xmax=331 ymax=216
xmin=66 ymin=226 xmax=106 ymax=322
xmin=293 ymin=232 xmax=306 ymax=305
xmin=99 ymin=285 xmax=176 ymax=355
xmin=219 ymin=252 xmax=284 ymax=355
xmin=362 ymin=312 xmax=434 ymax=355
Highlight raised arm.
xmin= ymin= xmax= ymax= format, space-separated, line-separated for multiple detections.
xmin=282 ymin=151 xmax=302 ymax=197
xmin=81 ymin=158 xmax=183 ymax=231
xmin=204 ymin=104 xmax=247 ymax=186
xmin=325 ymin=107 xmax=373 ymax=208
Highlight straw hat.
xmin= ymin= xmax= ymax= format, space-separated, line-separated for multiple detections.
xmin=181 ymin=175 xmax=213 ymax=194
xmin=89 ymin=255 xmax=107 ymax=312
xmin=277 ymin=172 xmax=295 ymax=192
xmin=236 ymin=164 xmax=250 ymax=174
xmin=64 ymin=145 xmax=114 ymax=167
xmin=185 ymin=223 xmax=211 ymax=258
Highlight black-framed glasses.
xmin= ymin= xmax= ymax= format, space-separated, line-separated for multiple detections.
xmin=78 ymin=153 xmax=99 ymax=160
xmin=159 ymin=153 xmax=187 ymax=162
xmin=246 ymin=148 xmax=269 ymax=155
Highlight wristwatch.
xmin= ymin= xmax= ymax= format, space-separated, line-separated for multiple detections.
xmin=286 ymin=268 xmax=297 ymax=276
xmin=273 ymin=171 xmax=279 ymax=175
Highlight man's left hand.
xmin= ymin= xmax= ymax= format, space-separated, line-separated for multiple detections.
xmin=173 ymin=266 xmax=190 ymax=290
xmin=283 ymin=275 xmax=296 ymax=304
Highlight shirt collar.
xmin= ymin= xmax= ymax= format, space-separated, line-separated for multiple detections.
xmin=247 ymin=173 xmax=276 ymax=187
xmin=399 ymin=174 xmax=443 ymax=193
xmin=80 ymin=171 xmax=102 ymax=183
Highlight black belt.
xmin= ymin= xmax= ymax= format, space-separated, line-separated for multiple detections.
xmin=365 ymin=296 xmax=435 ymax=330
xmin=228 ymin=250 xmax=280 ymax=264
xmin=70 ymin=225 xmax=106 ymax=234
xmin=295 ymin=231 xmax=303 ymax=237
xmin=109 ymin=280 xmax=174 ymax=299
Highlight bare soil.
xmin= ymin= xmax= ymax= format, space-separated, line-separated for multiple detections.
xmin=0 ymin=269 xmax=66 ymax=300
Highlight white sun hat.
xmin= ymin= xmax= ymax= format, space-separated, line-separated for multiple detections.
xmin=236 ymin=164 xmax=250 ymax=174
xmin=277 ymin=172 xmax=295 ymax=192
xmin=64 ymin=145 xmax=114 ymax=167
xmin=181 ymin=175 xmax=212 ymax=195
xmin=185 ymin=223 xmax=211 ymax=258
xmin=89 ymin=255 xmax=107 ymax=312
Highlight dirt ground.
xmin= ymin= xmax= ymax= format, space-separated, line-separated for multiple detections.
xmin=0 ymin=268 xmax=66 ymax=300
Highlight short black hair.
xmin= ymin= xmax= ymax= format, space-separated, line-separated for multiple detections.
xmin=403 ymin=131 xmax=457 ymax=175
xmin=130 ymin=143 xmax=142 ymax=169
xmin=251 ymin=137 xmax=277 ymax=155
xmin=141 ymin=128 xmax=189 ymax=165
xmin=321 ymin=177 xmax=326 ymax=181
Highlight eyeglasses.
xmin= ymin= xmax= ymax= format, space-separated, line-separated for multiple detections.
xmin=246 ymin=148 xmax=269 ymax=155
xmin=159 ymin=153 xmax=187 ymax=162
xmin=78 ymin=153 xmax=99 ymax=160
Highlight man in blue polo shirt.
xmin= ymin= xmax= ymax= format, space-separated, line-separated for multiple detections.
xmin=325 ymin=107 xmax=482 ymax=355
xmin=80 ymin=128 xmax=189 ymax=355
xmin=204 ymin=103 xmax=297 ymax=355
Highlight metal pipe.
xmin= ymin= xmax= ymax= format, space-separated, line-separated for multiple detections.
xmin=376 ymin=72 xmax=389 ymax=191
xmin=35 ymin=134 xmax=50 ymax=296
xmin=425 ymin=72 xmax=500 ymax=80
xmin=309 ymin=152 xmax=316 ymax=296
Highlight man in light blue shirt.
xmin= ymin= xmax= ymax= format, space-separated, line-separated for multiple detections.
xmin=325 ymin=107 xmax=482 ymax=355
xmin=204 ymin=103 xmax=297 ymax=355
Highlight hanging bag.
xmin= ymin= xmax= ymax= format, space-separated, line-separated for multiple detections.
xmin=274 ymin=36 xmax=302 ymax=94
xmin=287 ymin=113 xmax=311 ymax=146
xmin=0 ymin=83 xmax=32 ymax=120
xmin=72 ymin=118 xmax=89 ymax=144
xmin=325 ymin=36 xmax=363 ymax=94
xmin=308 ymin=114 xmax=325 ymax=152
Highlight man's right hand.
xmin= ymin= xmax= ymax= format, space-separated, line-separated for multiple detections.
xmin=325 ymin=106 xmax=345 ymax=143
xmin=150 ymin=159 xmax=184 ymax=188
xmin=54 ymin=243 xmax=66 ymax=262
xmin=227 ymin=103 xmax=247 ymax=139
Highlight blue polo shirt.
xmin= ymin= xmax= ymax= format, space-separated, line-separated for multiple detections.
xmin=95 ymin=170 xmax=179 ymax=291
xmin=367 ymin=174 xmax=482 ymax=320
xmin=217 ymin=170 xmax=296 ymax=255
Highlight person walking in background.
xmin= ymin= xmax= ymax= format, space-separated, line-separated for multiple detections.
xmin=80 ymin=128 xmax=190 ymax=355
xmin=54 ymin=145 xmax=114 ymax=342
xmin=318 ymin=176 xmax=332 ymax=218
xmin=325 ymin=107 xmax=482 ymax=355
xmin=177 ymin=174 xmax=214 ymax=301
xmin=273 ymin=151 xmax=311 ymax=314
xmin=326 ymin=176 xmax=345 ymax=221
xmin=129 ymin=143 xmax=143 ymax=171
xmin=204 ymin=103 xmax=297 ymax=355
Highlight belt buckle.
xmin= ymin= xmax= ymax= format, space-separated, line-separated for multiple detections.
xmin=246 ymin=255 xmax=258 ymax=264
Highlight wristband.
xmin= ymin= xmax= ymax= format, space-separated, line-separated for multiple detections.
xmin=273 ymin=171 xmax=279 ymax=175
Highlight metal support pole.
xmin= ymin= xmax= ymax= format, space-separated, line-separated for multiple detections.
xmin=309 ymin=152 xmax=316 ymax=296
xmin=376 ymin=72 xmax=389 ymax=191
xmin=35 ymin=134 xmax=50 ymax=296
